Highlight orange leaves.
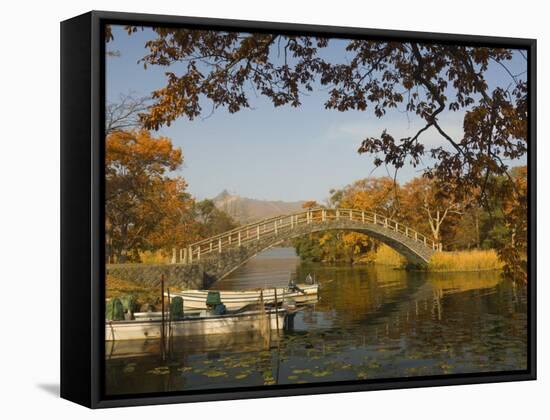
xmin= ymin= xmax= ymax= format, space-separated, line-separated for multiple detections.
xmin=302 ymin=200 xmax=319 ymax=210
xmin=105 ymin=130 xmax=194 ymax=263
xmin=338 ymin=177 xmax=400 ymax=218
xmin=106 ymin=129 xmax=182 ymax=175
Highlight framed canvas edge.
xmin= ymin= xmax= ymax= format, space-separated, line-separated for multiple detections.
xmin=60 ymin=10 xmax=537 ymax=409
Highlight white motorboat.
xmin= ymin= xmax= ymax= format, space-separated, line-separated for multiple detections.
xmin=105 ymin=307 xmax=286 ymax=341
xmin=169 ymin=283 xmax=319 ymax=310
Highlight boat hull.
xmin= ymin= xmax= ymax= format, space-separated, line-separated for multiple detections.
xmin=171 ymin=284 xmax=319 ymax=310
xmin=105 ymin=309 xmax=286 ymax=341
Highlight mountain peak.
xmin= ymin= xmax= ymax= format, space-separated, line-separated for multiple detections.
xmin=214 ymin=189 xmax=233 ymax=200
xmin=212 ymin=191 xmax=304 ymax=224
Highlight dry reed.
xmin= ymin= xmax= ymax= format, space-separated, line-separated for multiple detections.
xmin=428 ymin=249 xmax=504 ymax=272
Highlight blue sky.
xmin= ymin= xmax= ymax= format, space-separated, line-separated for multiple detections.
xmin=106 ymin=26 xmax=527 ymax=203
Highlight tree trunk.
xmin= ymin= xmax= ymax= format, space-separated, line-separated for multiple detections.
xmin=119 ymin=224 xmax=129 ymax=263
xmin=105 ymin=216 xmax=113 ymax=264
xmin=475 ymin=210 xmax=481 ymax=249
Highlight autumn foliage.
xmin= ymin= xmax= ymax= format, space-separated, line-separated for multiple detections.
xmin=106 ymin=27 xmax=529 ymax=280
xmin=105 ymin=129 xmax=237 ymax=263
xmin=293 ymin=170 xmax=526 ymax=278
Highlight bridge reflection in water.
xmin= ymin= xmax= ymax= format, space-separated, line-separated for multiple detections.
xmin=105 ymin=248 xmax=528 ymax=395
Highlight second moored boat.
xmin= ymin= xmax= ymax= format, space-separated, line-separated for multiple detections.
xmin=169 ymin=282 xmax=319 ymax=310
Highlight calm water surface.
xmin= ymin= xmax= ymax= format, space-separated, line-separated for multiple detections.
xmin=105 ymin=247 xmax=527 ymax=395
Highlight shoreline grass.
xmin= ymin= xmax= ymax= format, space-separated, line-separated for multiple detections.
xmin=106 ymin=276 xmax=160 ymax=309
xmin=427 ymin=249 xmax=504 ymax=272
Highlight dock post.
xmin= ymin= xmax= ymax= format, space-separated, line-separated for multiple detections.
xmin=274 ymin=287 xmax=280 ymax=336
xmin=238 ymin=231 xmax=241 ymax=246
xmin=160 ymin=274 xmax=165 ymax=360
xmin=167 ymin=288 xmax=172 ymax=352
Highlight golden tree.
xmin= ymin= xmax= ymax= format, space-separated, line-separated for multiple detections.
xmin=105 ymin=129 xmax=196 ymax=262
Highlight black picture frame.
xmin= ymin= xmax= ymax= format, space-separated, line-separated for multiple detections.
xmin=60 ymin=10 xmax=537 ymax=409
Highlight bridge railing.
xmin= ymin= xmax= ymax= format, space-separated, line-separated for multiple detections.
xmin=180 ymin=208 xmax=441 ymax=263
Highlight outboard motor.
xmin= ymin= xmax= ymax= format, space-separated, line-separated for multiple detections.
xmin=206 ymin=291 xmax=226 ymax=315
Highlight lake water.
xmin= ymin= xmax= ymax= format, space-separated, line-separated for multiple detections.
xmin=105 ymin=247 xmax=528 ymax=395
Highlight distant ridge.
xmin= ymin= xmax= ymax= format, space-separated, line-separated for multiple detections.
xmin=213 ymin=190 xmax=305 ymax=224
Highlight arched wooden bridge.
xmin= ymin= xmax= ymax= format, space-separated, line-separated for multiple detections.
xmin=175 ymin=208 xmax=441 ymax=283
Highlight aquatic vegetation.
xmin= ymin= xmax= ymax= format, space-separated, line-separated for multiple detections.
xmin=147 ymin=366 xmax=170 ymax=375
xmin=263 ymin=370 xmax=275 ymax=385
xmin=203 ymin=370 xmax=227 ymax=378
xmin=311 ymin=369 xmax=331 ymax=377
xmin=439 ymin=362 xmax=454 ymax=373
xmin=356 ymin=371 xmax=368 ymax=379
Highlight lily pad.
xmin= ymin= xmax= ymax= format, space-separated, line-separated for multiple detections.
xmin=147 ymin=366 xmax=170 ymax=375
xmin=311 ymin=370 xmax=331 ymax=377
xmin=204 ymin=370 xmax=227 ymax=378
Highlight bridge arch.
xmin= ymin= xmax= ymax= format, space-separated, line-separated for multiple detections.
xmin=180 ymin=208 xmax=440 ymax=285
